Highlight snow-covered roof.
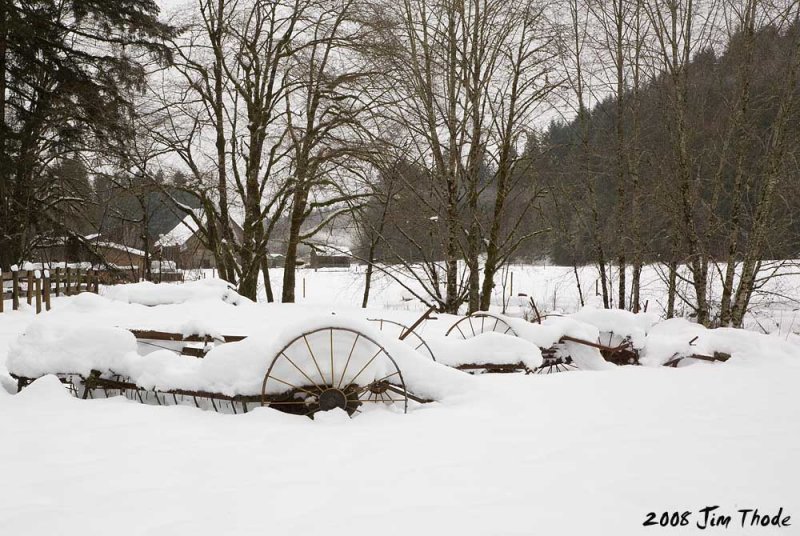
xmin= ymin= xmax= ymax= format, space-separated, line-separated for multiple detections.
xmin=156 ymin=214 xmax=200 ymax=248
xmin=309 ymin=243 xmax=352 ymax=256
xmin=91 ymin=241 xmax=146 ymax=258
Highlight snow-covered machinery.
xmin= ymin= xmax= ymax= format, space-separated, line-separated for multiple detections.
xmin=8 ymin=321 xmax=440 ymax=418
xmin=261 ymin=326 xmax=429 ymax=416
xmin=443 ymin=311 xmax=578 ymax=374
xmin=368 ymin=318 xmax=437 ymax=361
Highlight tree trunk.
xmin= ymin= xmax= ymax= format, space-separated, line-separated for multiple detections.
xmin=614 ymin=1 xmax=626 ymax=310
xmin=261 ymin=257 xmax=274 ymax=303
xmin=667 ymin=259 xmax=677 ymax=319
xmin=362 ymin=261 xmax=374 ymax=309
xmin=282 ymin=188 xmax=308 ymax=303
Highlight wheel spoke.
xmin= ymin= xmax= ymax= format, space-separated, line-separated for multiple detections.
xmin=337 ymin=333 xmax=360 ymax=389
xmin=351 ymin=371 xmax=401 ymax=395
xmin=303 ymin=335 xmax=327 ymax=386
xmin=330 ymin=329 xmax=335 ymax=385
xmin=280 ymin=352 xmax=324 ymax=392
xmin=266 ymin=376 xmax=319 ymax=397
xmin=343 ymin=346 xmax=383 ymax=387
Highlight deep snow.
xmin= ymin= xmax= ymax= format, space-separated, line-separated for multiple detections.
xmin=1 ymin=362 xmax=798 ymax=535
xmin=1 ymin=273 xmax=799 ymax=535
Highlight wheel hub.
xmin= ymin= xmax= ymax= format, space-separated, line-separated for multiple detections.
xmin=318 ymin=388 xmax=348 ymax=412
xmin=368 ymin=380 xmax=390 ymax=394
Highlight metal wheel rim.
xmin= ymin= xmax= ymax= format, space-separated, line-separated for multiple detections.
xmin=367 ymin=318 xmax=437 ymax=361
xmin=445 ymin=312 xmax=519 ymax=339
xmin=260 ymin=327 xmax=409 ymax=418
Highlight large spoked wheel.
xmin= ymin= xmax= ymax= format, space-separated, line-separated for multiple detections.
xmin=445 ymin=312 xmax=519 ymax=339
xmin=261 ymin=327 xmax=409 ymax=418
xmin=367 ymin=318 xmax=436 ymax=361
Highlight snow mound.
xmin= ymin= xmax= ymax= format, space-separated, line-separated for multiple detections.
xmin=0 ymin=370 xmax=16 ymax=395
xmin=641 ymin=318 xmax=800 ymax=367
xmin=568 ymin=307 xmax=660 ymax=349
xmin=101 ymin=279 xmax=251 ymax=306
xmin=506 ymin=315 xmax=613 ymax=370
xmin=14 ymin=374 xmax=73 ymax=401
xmin=7 ymin=317 xmax=138 ymax=378
xmin=428 ymin=332 xmax=542 ymax=369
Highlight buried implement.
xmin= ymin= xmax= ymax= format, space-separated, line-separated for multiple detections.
xmin=10 ymin=326 xmax=431 ymax=419
xmin=261 ymin=327 xmax=426 ymax=417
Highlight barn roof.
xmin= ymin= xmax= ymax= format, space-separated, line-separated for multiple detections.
xmin=156 ymin=213 xmax=200 ymax=248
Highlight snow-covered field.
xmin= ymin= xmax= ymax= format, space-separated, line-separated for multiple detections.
xmin=1 ymin=265 xmax=799 ymax=535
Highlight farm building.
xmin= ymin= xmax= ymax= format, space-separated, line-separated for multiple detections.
xmin=31 ymin=235 xmax=147 ymax=276
xmin=155 ymin=213 xmax=243 ymax=270
xmin=308 ymin=243 xmax=352 ymax=269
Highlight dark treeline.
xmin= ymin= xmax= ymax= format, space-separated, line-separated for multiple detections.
xmin=535 ymin=22 xmax=800 ymax=265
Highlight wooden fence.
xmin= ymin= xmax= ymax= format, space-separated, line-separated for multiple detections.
xmin=1 ymin=268 xmax=100 ymax=314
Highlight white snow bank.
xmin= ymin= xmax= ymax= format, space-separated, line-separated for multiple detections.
xmin=641 ymin=317 xmax=800 ymax=367
xmin=2 ymin=353 xmax=800 ymax=535
xmin=100 ymin=279 xmax=251 ymax=306
xmin=427 ymin=332 xmax=543 ymax=369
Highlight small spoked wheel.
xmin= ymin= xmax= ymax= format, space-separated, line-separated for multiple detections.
xmin=261 ymin=327 xmax=409 ymax=418
xmin=597 ymin=331 xmax=639 ymax=365
xmin=445 ymin=312 xmax=519 ymax=339
xmin=368 ymin=318 xmax=436 ymax=361
xmin=533 ymin=355 xmax=579 ymax=374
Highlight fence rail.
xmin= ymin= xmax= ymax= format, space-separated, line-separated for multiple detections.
xmin=1 ymin=267 xmax=186 ymax=315
xmin=1 ymin=268 xmax=101 ymax=314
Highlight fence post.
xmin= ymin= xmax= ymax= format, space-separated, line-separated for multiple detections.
xmin=75 ymin=267 xmax=82 ymax=294
xmin=54 ymin=267 xmax=61 ymax=297
xmin=34 ymin=270 xmax=42 ymax=314
xmin=0 ymin=269 xmax=3 ymax=313
xmin=12 ymin=270 xmax=19 ymax=310
xmin=65 ymin=267 xmax=72 ymax=296
xmin=44 ymin=270 xmax=51 ymax=311
xmin=26 ymin=270 xmax=33 ymax=305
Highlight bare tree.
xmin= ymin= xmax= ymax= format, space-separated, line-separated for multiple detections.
xmin=362 ymin=0 xmax=556 ymax=313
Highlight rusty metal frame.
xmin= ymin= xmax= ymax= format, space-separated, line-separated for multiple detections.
xmin=445 ymin=312 xmax=519 ymax=339
xmin=367 ymin=318 xmax=436 ymax=361
xmin=560 ymin=334 xmax=640 ymax=365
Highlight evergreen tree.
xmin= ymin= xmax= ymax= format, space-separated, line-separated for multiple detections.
xmin=0 ymin=0 xmax=175 ymax=269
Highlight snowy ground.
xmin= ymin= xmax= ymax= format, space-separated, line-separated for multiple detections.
xmin=1 ymin=265 xmax=799 ymax=535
